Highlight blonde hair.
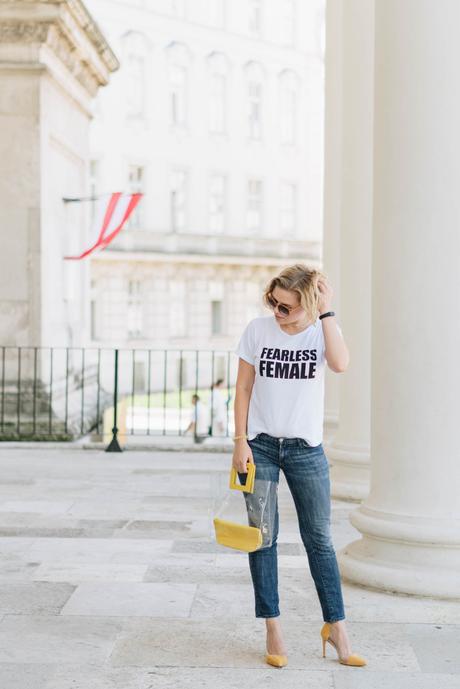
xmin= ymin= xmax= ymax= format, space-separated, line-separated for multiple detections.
xmin=263 ymin=263 xmax=327 ymax=323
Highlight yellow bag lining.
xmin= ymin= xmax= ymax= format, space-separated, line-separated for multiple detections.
xmin=213 ymin=517 xmax=263 ymax=552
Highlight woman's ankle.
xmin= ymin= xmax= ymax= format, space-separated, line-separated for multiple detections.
xmin=265 ymin=616 xmax=281 ymax=628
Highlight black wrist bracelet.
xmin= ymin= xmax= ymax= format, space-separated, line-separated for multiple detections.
xmin=319 ymin=311 xmax=335 ymax=320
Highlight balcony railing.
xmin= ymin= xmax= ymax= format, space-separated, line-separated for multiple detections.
xmin=0 ymin=346 xmax=238 ymax=450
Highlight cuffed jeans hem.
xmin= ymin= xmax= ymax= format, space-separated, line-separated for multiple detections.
xmin=256 ymin=612 xmax=280 ymax=618
xmin=324 ymin=616 xmax=346 ymax=623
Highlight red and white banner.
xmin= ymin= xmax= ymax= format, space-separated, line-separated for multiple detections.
xmin=64 ymin=192 xmax=143 ymax=261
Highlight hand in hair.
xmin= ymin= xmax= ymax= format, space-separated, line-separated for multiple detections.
xmin=317 ymin=276 xmax=333 ymax=314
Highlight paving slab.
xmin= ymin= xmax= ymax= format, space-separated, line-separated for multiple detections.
xmin=45 ymin=665 xmax=336 ymax=689
xmin=0 ymin=445 xmax=457 ymax=688
xmin=0 ymin=663 xmax=55 ymax=689
xmin=334 ymin=671 xmax=460 ymax=689
xmin=405 ymin=623 xmax=460 ymax=674
xmin=61 ymin=582 xmax=198 ymax=617
xmin=28 ymin=537 xmax=173 ymax=564
xmin=0 ymin=581 xmax=75 ymax=614
xmin=0 ymin=614 xmax=123 ymax=664
xmin=32 ymin=563 xmax=149 ymax=583
xmin=108 ymin=618 xmax=418 ymax=672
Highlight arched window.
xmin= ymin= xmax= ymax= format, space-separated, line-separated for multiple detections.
xmin=170 ymin=168 xmax=188 ymax=231
xmin=244 ymin=61 xmax=265 ymax=141
xmin=165 ymin=42 xmax=192 ymax=128
xmin=247 ymin=178 xmax=263 ymax=233
xmin=121 ymin=32 xmax=150 ymax=118
xmin=203 ymin=0 xmax=225 ymax=28
xmin=278 ymin=69 xmax=299 ymax=145
xmin=280 ymin=181 xmax=297 ymax=235
xmin=208 ymin=173 xmax=226 ymax=233
xmin=279 ymin=0 xmax=296 ymax=46
xmin=206 ymin=52 xmax=229 ymax=134
xmin=248 ymin=0 xmax=263 ymax=38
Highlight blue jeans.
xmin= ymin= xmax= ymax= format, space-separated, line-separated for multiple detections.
xmin=239 ymin=432 xmax=346 ymax=622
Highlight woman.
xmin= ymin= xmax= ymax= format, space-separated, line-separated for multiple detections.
xmin=232 ymin=263 xmax=367 ymax=669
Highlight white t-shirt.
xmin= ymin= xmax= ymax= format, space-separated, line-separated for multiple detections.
xmin=235 ymin=314 xmax=342 ymax=446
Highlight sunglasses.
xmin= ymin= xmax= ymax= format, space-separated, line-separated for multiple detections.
xmin=267 ymin=294 xmax=301 ymax=316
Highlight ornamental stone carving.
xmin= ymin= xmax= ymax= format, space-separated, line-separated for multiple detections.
xmin=0 ymin=1 xmax=119 ymax=97
xmin=0 ymin=21 xmax=51 ymax=43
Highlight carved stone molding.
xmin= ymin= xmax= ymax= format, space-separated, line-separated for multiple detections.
xmin=0 ymin=1 xmax=118 ymax=97
xmin=0 ymin=21 xmax=51 ymax=43
xmin=46 ymin=24 xmax=100 ymax=96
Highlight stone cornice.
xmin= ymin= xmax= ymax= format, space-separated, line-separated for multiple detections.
xmin=0 ymin=0 xmax=119 ymax=96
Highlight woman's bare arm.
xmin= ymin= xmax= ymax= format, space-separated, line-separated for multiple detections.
xmin=323 ymin=316 xmax=350 ymax=372
xmin=232 ymin=358 xmax=255 ymax=472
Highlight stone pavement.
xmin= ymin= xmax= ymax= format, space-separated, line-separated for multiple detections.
xmin=0 ymin=445 xmax=459 ymax=689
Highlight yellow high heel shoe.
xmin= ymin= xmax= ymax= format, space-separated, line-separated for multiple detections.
xmin=265 ymin=653 xmax=288 ymax=668
xmin=320 ymin=622 xmax=367 ymax=666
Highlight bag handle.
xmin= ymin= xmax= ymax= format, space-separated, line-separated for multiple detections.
xmin=229 ymin=461 xmax=256 ymax=493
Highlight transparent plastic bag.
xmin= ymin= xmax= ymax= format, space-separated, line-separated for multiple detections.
xmin=213 ymin=463 xmax=278 ymax=552
xmin=239 ymin=473 xmax=278 ymax=549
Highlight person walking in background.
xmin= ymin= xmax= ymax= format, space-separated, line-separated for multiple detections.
xmin=210 ymin=378 xmax=228 ymax=437
xmin=184 ymin=394 xmax=210 ymax=443
xmin=231 ymin=263 xmax=367 ymax=669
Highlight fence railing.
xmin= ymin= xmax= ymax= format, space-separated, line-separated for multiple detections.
xmin=0 ymin=346 xmax=238 ymax=450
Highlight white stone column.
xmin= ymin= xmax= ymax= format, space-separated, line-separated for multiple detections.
xmin=339 ymin=0 xmax=460 ymax=597
xmin=324 ymin=0 xmax=374 ymax=501
xmin=322 ymin=0 xmax=343 ymax=439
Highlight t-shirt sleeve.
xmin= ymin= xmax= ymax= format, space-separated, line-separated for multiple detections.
xmin=235 ymin=320 xmax=256 ymax=365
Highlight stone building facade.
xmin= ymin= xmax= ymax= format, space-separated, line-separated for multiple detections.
xmin=85 ymin=0 xmax=326 ymax=389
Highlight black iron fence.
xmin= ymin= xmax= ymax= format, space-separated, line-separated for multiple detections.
xmin=0 ymin=346 xmax=238 ymax=450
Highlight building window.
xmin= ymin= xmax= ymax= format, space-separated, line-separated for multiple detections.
xmin=170 ymin=64 xmax=187 ymax=127
xmin=209 ymin=73 xmax=226 ymax=134
xmin=211 ymin=300 xmax=223 ymax=335
xmin=279 ymin=0 xmax=296 ymax=46
xmin=89 ymin=160 xmax=99 ymax=224
xmin=170 ymin=0 xmax=186 ymax=17
xmin=248 ymin=0 xmax=263 ymax=37
xmin=170 ymin=169 xmax=187 ymax=232
xmin=90 ymin=299 xmax=99 ymax=340
xmin=127 ymin=165 xmax=144 ymax=228
xmin=280 ymin=182 xmax=296 ymax=235
xmin=133 ymin=360 xmax=146 ymax=393
xmin=170 ymin=281 xmax=187 ymax=336
xmin=247 ymin=179 xmax=263 ymax=233
xmin=126 ymin=53 xmax=145 ymax=116
xmin=207 ymin=51 xmax=229 ymax=135
xmin=177 ymin=355 xmax=188 ymax=388
xmin=209 ymin=174 xmax=226 ymax=234
xmin=248 ymin=80 xmax=262 ymax=140
xmin=205 ymin=0 xmax=225 ymax=27
xmin=121 ymin=32 xmax=148 ymax=118
xmin=246 ymin=62 xmax=264 ymax=140
xmin=89 ymin=160 xmax=99 ymax=198
xmin=97 ymin=278 xmax=125 ymax=341
xmin=279 ymin=70 xmax=298 ymax=145
xmin=127 ymin=280 xmax=143 ymax=338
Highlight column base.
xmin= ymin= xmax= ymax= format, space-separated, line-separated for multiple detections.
xmin=325 ymin=442 xmax=370 ymax=502
xmin=338 ymin=505 xmax=460 ymax=599
xmin=323 ymin=410 xmax=339 ymax=444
